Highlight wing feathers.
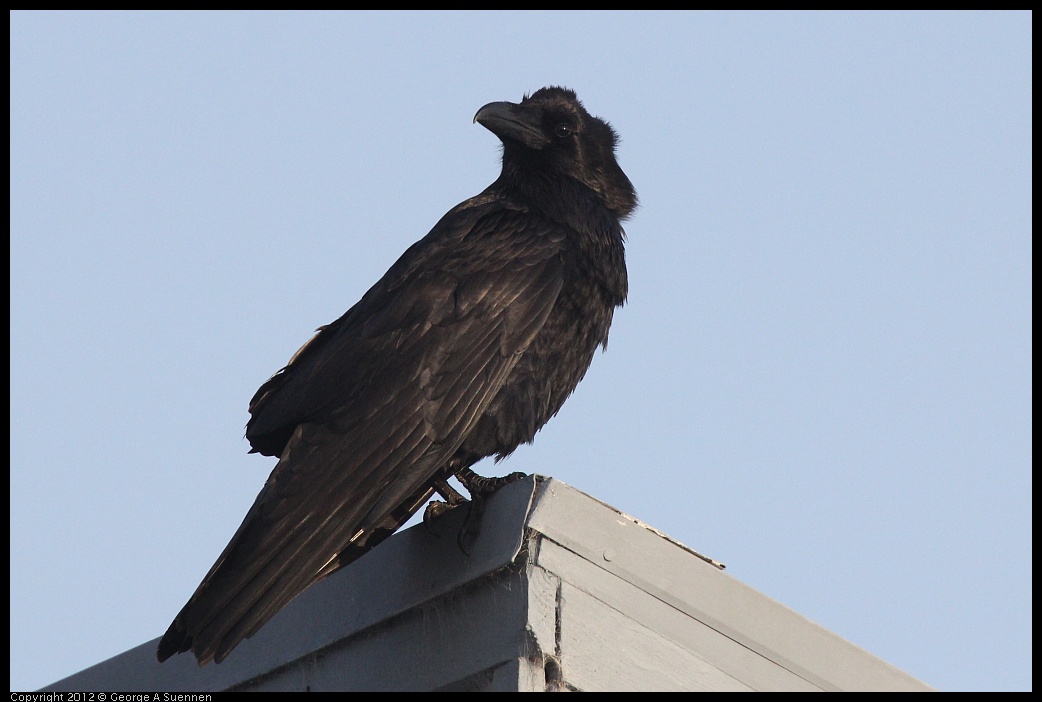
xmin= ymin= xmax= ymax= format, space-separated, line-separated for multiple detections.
xmin=162 ymin=206 xmax=569 ymax=664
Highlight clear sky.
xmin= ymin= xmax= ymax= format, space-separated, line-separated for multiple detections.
xmin=10 ymin=11 xmax=1031 ymax=692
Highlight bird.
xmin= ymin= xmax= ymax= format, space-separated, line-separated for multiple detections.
xmin=156 ymin=86 xmax=637 ymax=666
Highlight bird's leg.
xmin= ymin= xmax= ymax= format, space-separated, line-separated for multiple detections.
xmin=422 ymin=477 xmax=469 ymax=534
xmin=434 ymin=477 xmax=468 ymax=504
xmin=453 ymin=467 xmax=528 ymax=553
xmin=455 ymin=467 xmax=527 ymax=495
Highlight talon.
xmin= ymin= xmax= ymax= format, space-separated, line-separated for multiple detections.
xmin=457 ymin=497 xmax=483 ymax=555
xmin=423 ymin=500 xmax=451 ymax=534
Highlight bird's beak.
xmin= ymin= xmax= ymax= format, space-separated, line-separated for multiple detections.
xmin=474 ymin=101 xmax=550 ymax=150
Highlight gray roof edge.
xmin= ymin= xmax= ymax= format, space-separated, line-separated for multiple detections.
xmin=527 ymin=477 xmax=933 ymax=691
xmin=43 ymin=474 xmax=932 ymax=691
xmin=44 ymin=476 xmax=539 ymax=692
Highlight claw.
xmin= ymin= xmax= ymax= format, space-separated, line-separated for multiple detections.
xmin=456 ymin=494 xmax=485 ymax=555
xmin=424 ymin=469 xmax=528 ymax=551
xmin=422 ymin=499 xmax=454 ymax=534
xmin=451 ymin=468 xmax=529 ymax=553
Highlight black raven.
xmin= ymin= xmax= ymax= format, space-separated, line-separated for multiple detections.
xmin=157 ymin=86 xmax=637 ymax=665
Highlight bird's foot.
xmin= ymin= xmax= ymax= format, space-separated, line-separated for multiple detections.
xmin=423 ymin=478 xmax=468 ymax=535
xmin=453 ymin=468 xmax=529 ymax=553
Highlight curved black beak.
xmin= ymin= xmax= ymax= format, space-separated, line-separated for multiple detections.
xmin=474 ymin=100 xmax=550 ymax=150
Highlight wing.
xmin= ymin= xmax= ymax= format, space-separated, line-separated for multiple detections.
xmin=157 ymin=200 xmax=566 ymax=664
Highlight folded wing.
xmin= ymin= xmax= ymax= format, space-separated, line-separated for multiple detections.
xmin=157 ymin=201 xmax=566 ymax=664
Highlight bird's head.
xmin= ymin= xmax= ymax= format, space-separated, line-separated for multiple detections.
xmin=475 ymin=86 xmax=637 ymax=220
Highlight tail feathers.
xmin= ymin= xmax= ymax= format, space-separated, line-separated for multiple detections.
xmin=156 ymin=479 xmax=439 ymax=665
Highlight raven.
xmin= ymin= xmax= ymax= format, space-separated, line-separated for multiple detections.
xmin=157 ymin=86 xmax=637 ymax=665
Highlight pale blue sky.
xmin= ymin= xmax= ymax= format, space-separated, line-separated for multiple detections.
xmin=10 ymin=11 xmax=1031 ymax=692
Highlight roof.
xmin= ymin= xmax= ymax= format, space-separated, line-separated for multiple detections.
xmin=44 ymin=475 xmax=932 ymax=691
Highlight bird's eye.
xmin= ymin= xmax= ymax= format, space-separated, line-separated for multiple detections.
xmin=554 ymin=123 xmax=573 ymax=138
